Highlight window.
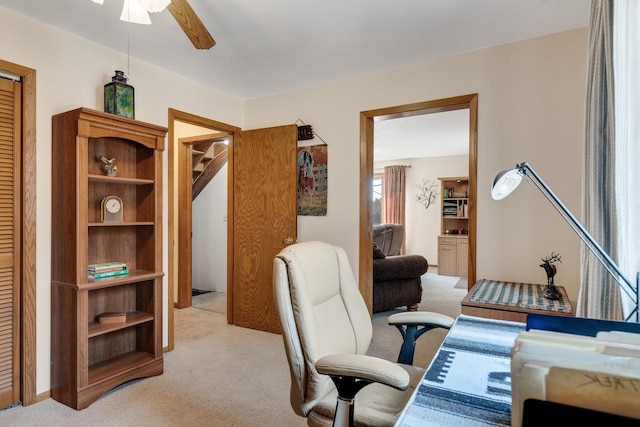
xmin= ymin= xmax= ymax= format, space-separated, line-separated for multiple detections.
xmin=614 ymin=0 xmax=639 ymax=320
xmin=372 ymin=175 xmax=383 ymax=225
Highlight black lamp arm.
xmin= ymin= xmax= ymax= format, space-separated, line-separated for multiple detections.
xmin=517 ymin=162 xmax=639 ymax=322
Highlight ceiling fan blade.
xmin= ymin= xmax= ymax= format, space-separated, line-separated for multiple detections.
xmin=167 ymin=0 xmax=215 ymax=50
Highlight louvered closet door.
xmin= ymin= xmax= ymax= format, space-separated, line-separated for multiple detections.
xmin=0 ymin=77 xmax=21 ymax=409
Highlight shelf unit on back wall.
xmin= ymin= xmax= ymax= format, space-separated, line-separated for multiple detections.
xmin=50 ymin=107 xmax=166 ymax=410
xmin=438 ymin=176 xmax=469 ymax=277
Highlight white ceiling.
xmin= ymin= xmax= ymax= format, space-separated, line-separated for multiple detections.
xmin=0 ymin=0 xmax=590 ymax=159
xmin=374 ymin=109 xmax=470 ymax=162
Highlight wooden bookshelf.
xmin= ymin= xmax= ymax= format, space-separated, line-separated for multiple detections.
xmin=438 ymin=177 xmax=469 ymax=276
xmin=51 ymin=107 xmax=166 ymax=410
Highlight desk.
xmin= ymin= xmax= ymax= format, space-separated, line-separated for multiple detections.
xmin=395 ymin=315 xmax=525 ymax=427
xmin=461 ymin=279 xmax=574 ymax=322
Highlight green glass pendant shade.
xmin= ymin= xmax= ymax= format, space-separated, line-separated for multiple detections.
xmin=104 ymin=70 xmax=135 ymax=119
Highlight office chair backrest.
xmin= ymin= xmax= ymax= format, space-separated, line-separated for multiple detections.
xmin=274 ymin=241 xmax=373 ymax=417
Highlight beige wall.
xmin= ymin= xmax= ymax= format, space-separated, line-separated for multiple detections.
xmin=245 ymin=28 xmax=588 ymax=305
xmin=0 ymin=8 xmax=245 ymax=394
xmin=1 ymin=3 xmax=589 ymax=396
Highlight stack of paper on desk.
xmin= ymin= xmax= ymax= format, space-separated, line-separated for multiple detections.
xmin=510 ymin=328 xmax=640 ymax=427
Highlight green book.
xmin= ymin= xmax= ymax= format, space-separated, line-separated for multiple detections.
xmin=90 ymin=269 xmax=129 ymax=279
xmin=88 ymin=261 xmax=127 ymax=271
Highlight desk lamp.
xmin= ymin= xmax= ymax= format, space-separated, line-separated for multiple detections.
xmin=491 ymin=162 xmax=639 ymax=322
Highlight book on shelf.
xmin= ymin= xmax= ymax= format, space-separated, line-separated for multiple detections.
xmin=96 ymin=312 xmax=127 ymax=324
xmin=88 ymin=261 xmax=127 ymax=272
xmin=89 ymin=269 xmax=129 ymax=279
xmin=88 ymin=266 xmax=127 ymax=273
xmin=443 ymin=203 xmax=458 ymax=217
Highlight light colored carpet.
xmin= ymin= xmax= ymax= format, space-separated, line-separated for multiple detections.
xmin=454 ymin=277 xmax=469 ymax=289
xmin=0 ymin=298 xmax=305 ymax=427
xmin=0 ymin=273 xmax=465 ymax=426
xmin=192 ymin=290 xmax=226 ymax=314
xmin=368 ymin=272 xmax=468 ymax=368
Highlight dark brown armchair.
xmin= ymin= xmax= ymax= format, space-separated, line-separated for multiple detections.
xmin=372 ymin=224 xmax=429 ymax=313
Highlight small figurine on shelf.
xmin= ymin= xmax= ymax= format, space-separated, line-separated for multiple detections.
xmin=540 ymin=252 xmax=562 ymax=300
xmin=97 ymin=154 xmax=117 ymax=177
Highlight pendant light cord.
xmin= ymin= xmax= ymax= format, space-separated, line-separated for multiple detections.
xmin=127 ymin=21 xmax=131 ymax=78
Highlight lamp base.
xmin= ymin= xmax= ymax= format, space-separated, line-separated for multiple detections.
xmin=543 ymin=285 xmax=561 ymax=300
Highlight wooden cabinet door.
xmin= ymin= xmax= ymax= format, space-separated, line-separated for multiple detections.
xmin=232 ymin=125 xmax=297 ymax=334
xmin=457 ymin=238 xmax=469 ymax=277
xmin=437 ymin=237 xmax=457 ymax=276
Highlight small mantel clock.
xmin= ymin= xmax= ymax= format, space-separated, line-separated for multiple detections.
xmin=100 ymin=195 xmax=123 ymax=223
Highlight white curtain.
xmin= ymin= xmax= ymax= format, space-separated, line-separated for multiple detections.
xmin=578 ymin=0 xmax=640 ymax=321
xmin=577 ymin=0 xmax=622 ymax=320
xmin=613 ymin=0 xmax=640 ymax=321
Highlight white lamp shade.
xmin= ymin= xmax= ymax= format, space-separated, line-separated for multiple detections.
xmin=120 ymin=0 xmax=152 ymax=24
xmin=491 ymin=168 xmax=523 ymax=200
xmin=91 ymin=0 xmax=105 ymax=4
xmin=138 ymin=0 xmax=171 ymax=13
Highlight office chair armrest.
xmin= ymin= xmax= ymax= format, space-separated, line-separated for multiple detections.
xmin=316 ymin=353 xmax=410 ymax=390
xmin=387 ymin=311 xmax=454 ymax=328
xmin=387 ymin=311 xmax=455 ymax=365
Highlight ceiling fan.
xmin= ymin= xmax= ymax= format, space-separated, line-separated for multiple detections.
xmin=91 ymin=0 xmax=215 ymax=49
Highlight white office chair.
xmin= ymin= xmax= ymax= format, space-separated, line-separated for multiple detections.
xmin=273 ymin=241 xmax=454 ymax=427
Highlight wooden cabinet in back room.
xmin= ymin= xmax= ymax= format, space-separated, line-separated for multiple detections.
xmin=437 ymin=177 xmax=468 ymax=277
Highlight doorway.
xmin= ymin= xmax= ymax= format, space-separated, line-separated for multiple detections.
xmin=168 ymin=112 xmax=298 ymax=346
xmin=373 ymin=109 xmax=469 ymax=271
xmin=167 ymin=109 xmax=240 ymax=350
xmin=174 ymin=127 xmax=232 ymax=310
xmin=359 ymin=94 xmax=478 ymax=313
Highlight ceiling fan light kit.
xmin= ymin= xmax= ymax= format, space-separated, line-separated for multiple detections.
xmin=120 ymin=0 xmax=152 ymax=25
xmin=92 ymin=0 xmax=215 ymax=49
xmin=138 ymin=0 xmax=172 ymax=13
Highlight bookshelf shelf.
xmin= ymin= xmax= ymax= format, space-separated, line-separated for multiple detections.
xmin=88 ymin=222 xmax=155 ymax=227
xmin=88 ymin=311 xmax=154 ymax=338
xmin=88 ymin=351 xmax=156 ymax=385
xmin=88 ymin=174 xmax=154 ymax=185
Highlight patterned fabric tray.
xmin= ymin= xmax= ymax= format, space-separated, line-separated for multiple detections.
xmin=466 ymin=279 xmax=573 ymax=314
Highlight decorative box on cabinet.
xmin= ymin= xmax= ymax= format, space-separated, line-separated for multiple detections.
xmin=438 ymin=177 xmax=469 ymax=277
xmin=51 ymin=107 xmax=166 ymax=410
